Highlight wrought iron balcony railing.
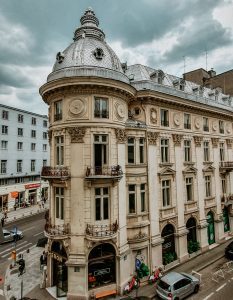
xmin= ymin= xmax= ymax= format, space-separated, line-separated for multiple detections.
xmin=85 ymin=165 xmax=123 ymax=178
xmin=219 ymin=162 xmax=233 ymax=172
xmin=41 ymin=166 xmax=70 ymax=180
xmin=86 ymin=221 xmax=118 ymax=238
xmin=44 ymin=221 xmax=70 ymax=236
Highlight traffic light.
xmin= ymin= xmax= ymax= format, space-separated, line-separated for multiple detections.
xmin=17 ymin=258 xmax=25 ymax=276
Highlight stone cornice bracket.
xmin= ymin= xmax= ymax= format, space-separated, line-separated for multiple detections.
xmin=115 ymin=128 xmax=127 ymax=143
xmin=211 ymin=138 xmax=219 ymax=148
xmin=67 ymin=127 xmax=86 ymax=143
xmin=147 ymin=131 xmax=159 ymax=145
xmin=172 ymin=134 xmax=183 ymax=146
xmin=193 ymin=135 xmax=203 ymax=147
xmin=226 ymin=139 xmax=233 ymax=149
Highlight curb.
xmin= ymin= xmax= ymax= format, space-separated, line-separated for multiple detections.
xmin=5 ymin=209 xmax=47 ymax=225
xmin=196 ymin=254 xmax=225 ymax=272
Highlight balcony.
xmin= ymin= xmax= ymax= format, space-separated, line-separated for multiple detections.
xmin=219 ymin=162 xmax=233 ymax=173
xmin=85 ymin=221 xmax=118 ymax=241
xmin=203 ymin=125 xmax=209 ymax=132
xmin=41 ymin=166 xmax=70 ymax=180
xmin=85 ymin=165 xmax=123 ymax=181
xmin=44 ymin=222 xmax=70 ymax=239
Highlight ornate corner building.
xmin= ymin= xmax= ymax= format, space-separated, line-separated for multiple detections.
xmin=39 ymin=8 xmax=233 ymax=299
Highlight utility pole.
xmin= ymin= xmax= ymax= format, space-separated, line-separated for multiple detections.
xmin=205 ymin=49 xmax=208 ymax=71
xmin=183 ymin=56 xmax=186 ymax=75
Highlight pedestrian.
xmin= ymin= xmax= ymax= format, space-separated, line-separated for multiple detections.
xmin=40 ymin=251 xmax=47 ymax=270
xmin=1 ymin=217 xmax=4 ymax=227
xmin=4 ymin=209 xmax=7 ymax=219
xmin=41 ymin=200 xmax=45 ymax=209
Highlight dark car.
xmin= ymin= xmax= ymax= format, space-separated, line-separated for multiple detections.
xmin=225 ymin=241 xmax=233 ymax=259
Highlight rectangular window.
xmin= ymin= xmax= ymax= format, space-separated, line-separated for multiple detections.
xmin=184 ymin=140 xmax=191 ymax=162
xmin=55 ymin=136 xmax=64 ymax=166
xmin=94 ymin=134 xmax=108 ymax=169
xmin=94 ymin=97 xmax=109 ymax=118
xmin=43 ymin=132 xmax=47 ymax=139
xmin=220 ymin=142 xmax=225 ymax=162
xmin=18 ymin=114 xmax=24 ymax=123
xmin=43 ymin=144 xmax=47 ymax=151
xmin=219 ymin=120 xmax=224 ymax=134
xmin=161 ymin=109 xmax=169 ymax=127
xmin=205 ymin=175 xmax=211 ymax=197
xmin=2 ymin=125 xmax=8 ymax=134
xmin=128 ymin=137 xmax=135 ymax=164
xmin=1 ymin=141 xmax=8 ymax=149
xmin=139 ymin=138 xmax=145 ymax=163
xmin=43 ymin=120 xmax=47 ymax=127
xmin=17 ymin=160 xmax=22 ymax=173
xmin=128 ymin=185 xmax=136 ymax=214
xmin=43 ymin=160 xmax=47 ymax=167
xmin=0 ymin=160 xmax=7 ymax=174
xmin=31 ymin=117 xmax=36 ymax=125
xmin=54 ymin=100 xmax=62 ymax=121
xmin=161 ymin=139 xmax=169 ymax=163
xmin=31 ymin=143 xmax=36 ymax=151
xmin=141 ymin=184 xmax=146 ymax=212
xmin=55 ymin=187 xmax=64 ymax=220
xmin=31 ymin=130 xmax=36 ymax=138
xmin=31 ymin=160 xmax=35 ymax=172
xmin=203 ymin=141 xmax=210 ymax=162
xmin=2 ymin=110 xmax=9 ymax=120
xmin=162 ymin=180 xmax=170 ymax=207
xmin=184 ymin=113 xmax=191 ymax=129
xmin=203 ymin=117 xmax=209 ymax=132
xmin=222 ymin=177 xmax=226 ymax=194
xmin=18 ymin=128 xmax=23 ymax=136
xmin=17 ymin=142 xmax=23 ymax=150
xmin=186 ymin=177 xmax=193 ymax=201
xmin=95 ymin=187 xmax=109 ymax=221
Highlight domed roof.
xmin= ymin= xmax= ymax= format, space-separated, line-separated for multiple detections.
xmin=47 ymin=8 xmax=129 ymax=84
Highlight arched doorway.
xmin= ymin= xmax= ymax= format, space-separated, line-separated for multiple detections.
xmin=88 ymin=243 xmax=116 ymax=289
xmin=186 ymin=217 xmax=199 ymax=253
xmin=51 ymin=241 xmax=68 ymax=297
xmin=223 ymin=206 xmax=230 ymax=232
xmin=161 ymin=224 xmax=177 ymax=265
xmin=207 ymin=211 xmax=215 ymax=245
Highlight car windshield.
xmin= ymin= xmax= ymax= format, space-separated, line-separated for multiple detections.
xmin=157 ymin=279 xmax=171 ymax=291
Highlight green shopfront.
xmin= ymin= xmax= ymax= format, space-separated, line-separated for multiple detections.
xmin=207 ymin=211 xmax=215 ymax=245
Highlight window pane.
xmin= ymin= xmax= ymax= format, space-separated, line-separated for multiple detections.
xmin=60 ymin=198 xmax=64 ymax=219
xmin=56 ymin=197 xmax=59 ymax=218
xmin=95 ymin=198 xmax=101 ymax=220
xmin=129 ymin=194 xmax=135 ymax=213
xmin=95 ymin=188 xmax=101 ymax=195
xmin=103 ymin=197 xmax=109 ymax=219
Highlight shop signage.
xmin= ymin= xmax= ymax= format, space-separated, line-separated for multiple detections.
xmin=51 ymin=252 xmax=63 ymax=262
xmin=10 ymin=191 xmax=19 ymax=198
xmin=24 ymin=183 xmax=41 ymax=189
xmin=94 ymin=268 xmax=110 ymax=276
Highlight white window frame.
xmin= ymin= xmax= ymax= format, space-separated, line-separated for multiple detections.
xmin=55 ymin=136 xmax=64 ymax=166
xmin=184 ymin=140 xmax=191 ymax=162
xmin=94 ymin=187 xmax=110 ymax=221
xmin=205 ymin=175 xmax=212 ymax=197
xmin=203 ymin=141 xmax=210 ymax=162
xmin=161 ymin=139 xmax=169 ymax=163
xmin=162 ymin=179 xmax=171 ymax=207
xmin=94 ymin=97 xmax=109 ymax=118
xmin=55 ymin=187 xmax=64 ymax=220
xmin=185 ymin=177 xmax=193 ymax=201
xmin=0 ymin=160 xmax=7 ymax=174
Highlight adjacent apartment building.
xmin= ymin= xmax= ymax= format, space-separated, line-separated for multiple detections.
xmin=0 ymin=104 xmax=49 ymax=211
xmin=40 ymin=8 xmax=233 ymax=299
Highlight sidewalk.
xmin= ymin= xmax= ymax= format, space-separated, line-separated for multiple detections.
xmin=7 ymin=237 xmax=231 ymax=300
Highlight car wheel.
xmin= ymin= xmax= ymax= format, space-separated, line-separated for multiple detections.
xmin=194 ymin=284 xmax=199 ymax=293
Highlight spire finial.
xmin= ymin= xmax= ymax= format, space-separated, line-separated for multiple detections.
xmin=80 ymin=7 xmax=99 ymax=27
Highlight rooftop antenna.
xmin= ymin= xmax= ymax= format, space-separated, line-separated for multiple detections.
xmin=205 ymin=49 xmax=208 ymax=71
xmin=183 ymin=56 xmax=186 ymax=75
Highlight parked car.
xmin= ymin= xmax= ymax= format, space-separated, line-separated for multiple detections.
xmin=0 ymin=228 xmax=23 ymax=244
xmin=156 ymin=271 xmax=199 ymax=300
xmin=225 ymin=241 xmax=233 ymax=259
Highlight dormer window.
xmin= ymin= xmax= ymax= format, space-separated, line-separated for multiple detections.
xmin=56 ymin=52 xmax=65 ymax=64
xmin=173 ymin=79 xmax=185 ymax=91
xmin=93 ymin=48 xmax=104 ymax=60
xmin=150 ymin=69 xmax=164 ymax=84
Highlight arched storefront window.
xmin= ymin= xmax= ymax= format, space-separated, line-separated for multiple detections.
xmin=51 ymin=241 xmax=68 ymax=297
xmin=207 ymin=211 xmax=215 ymax=245
xmin=161 ymin=224 xmax=177 ymax=265
xmin=88 ymin=243 xmax=116 ymax=289
xmin=186 ymin=217 xmax=199 ymax=254
xmin=223 ymin=207 xmax=230 ymax=232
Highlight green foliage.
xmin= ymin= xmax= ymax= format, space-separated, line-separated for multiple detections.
xmin=188 ymin=240 xmax=200 ymax=254
xmin=163 ymin=252 xmax=177 ymax=265
xmin=138 ymin=262 xmax=150 ymax=278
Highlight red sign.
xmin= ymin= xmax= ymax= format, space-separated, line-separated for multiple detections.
xmin=11 ymin=191 xmax=19 ymax=198
xmin=24 ymin=183 xmax=41 ymax=189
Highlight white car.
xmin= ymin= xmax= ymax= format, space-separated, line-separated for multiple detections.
xmin=0 ymin=228 xmax=23 ymax=244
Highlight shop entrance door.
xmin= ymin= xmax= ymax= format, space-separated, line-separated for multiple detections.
xmin=223 ymin=207 xmax=230 ymax=232
xmin=207 ymin=211 xmax=215 ymax=245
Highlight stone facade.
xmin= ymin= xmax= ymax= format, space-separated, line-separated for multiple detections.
xmin=40 ymin=8 xmax=233 ymax=299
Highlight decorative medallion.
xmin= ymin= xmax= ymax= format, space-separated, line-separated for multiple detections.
xmin=173 ymin=113 xmax=181 ymax=126
xmin=172 ymin=134 xmax=183 ymax=146
xmin=211 ymin=138 xmax=219 ymax=148
xmin=147 ymin=131 xmax=159 ymax=145
xmin=114 ymin=102 xmax=125 ymax=120
xmin=115 ymin=129 xmax=127 ymax=143
xmin=226 ymin=123 xmax=231 ymax=134
xmin=194 ymin=117 xmax=201 ymax=129
xmin=193 ymin=135 xmax=203 ymax=147
xmin=67 ymin=127 xmax=86 ymax=143
xmin=93 ymin=48 xmax=104 ymax=60
xmin=212 ymin=121 xmax=218 ymax=131
xmin=150 ymin=108 xmax=157 ymax=124
xmin=69 ymin=99 xmax=85 ymax=116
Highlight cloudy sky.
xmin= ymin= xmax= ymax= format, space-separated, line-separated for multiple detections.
xmin=0 ymin=0 xmax=233 ymax=115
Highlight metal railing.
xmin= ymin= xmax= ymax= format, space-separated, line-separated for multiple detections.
xmin=44 ymin=221 xmax=70 ymax=235
xmin=219 ymin=161 xmax=233 ymax=169
xmin=86 ymin=165 xmax=123 ymax=177
xmin=86 ymin=221 xmax=118 ymax=237
xmin=41 ymin=166 xmax=70 ymax=179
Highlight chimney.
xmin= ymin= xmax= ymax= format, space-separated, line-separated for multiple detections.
xmin=208 ymin=68 xmax=216 ymax=78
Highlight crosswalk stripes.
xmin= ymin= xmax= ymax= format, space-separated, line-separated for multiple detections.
xmin=0 ymin=289 xmax=4 ymax=296
xmin=4 ymin=242 xmax=33 ymax=259
xmin=0 ymin=240 xmax=28 ymax=256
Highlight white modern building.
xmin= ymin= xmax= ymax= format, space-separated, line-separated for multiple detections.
xmin=40 ymin=8 xmax=233 ymax=299
xmin=0 ymin=104 xmax=49 ymax=211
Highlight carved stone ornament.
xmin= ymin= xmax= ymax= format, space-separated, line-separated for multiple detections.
xmin=173 ymin=113 xmax=181 ymax=126
xmin=226 ymin=123 xmax=232 ymax=134
xmin=211 ymin=138 xmax=219 ymax=148
xmin=226 ymin=139 xmax=233 ymax=149
xmin=67 ymin=127 xmax=86 ymax=143
xmin=69 ymin=98 xmax=86 ymax=116
xmin=114 ymin=102 xmax=126 ymax=120
xmin=147 ymin=131 xmax=159 ymax=145
xmin=172 ymin=134 xmax=183 ymax=146
xmin=134 ymin=230 xmax=147 ymax=240
xmin=193 ymin=135 xmax=203 ymax=147
xmin=194 ymin=117 xmax=201 ymax=129
xmin=115 ymin=128 xmax=127 ymax=143
xmin=150 ymin=108 xmax=157 ymax=124
xmin=212 ymin=121 xmax=218 ymax=131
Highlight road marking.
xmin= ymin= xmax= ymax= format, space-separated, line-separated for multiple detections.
xmin=4 ymin=242 xmax=32 ymax=258
xmin=23 ymin=226 xmax=35 ymax=232
xmin=33 ymin=231 xmax=44 ymax=237
xmin=216 ymin=283 xmax=227 ymax=292
xmin=0 ymin=241 xmax=28 ymax=255
xmin=203 ymin=292 xmax=214 ymax=300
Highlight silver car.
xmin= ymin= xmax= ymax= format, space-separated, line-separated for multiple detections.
xmin=156 ymin=271 xmax=200 ymax=300
xmin=0 ymin=228 xmax=23 ymax=244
